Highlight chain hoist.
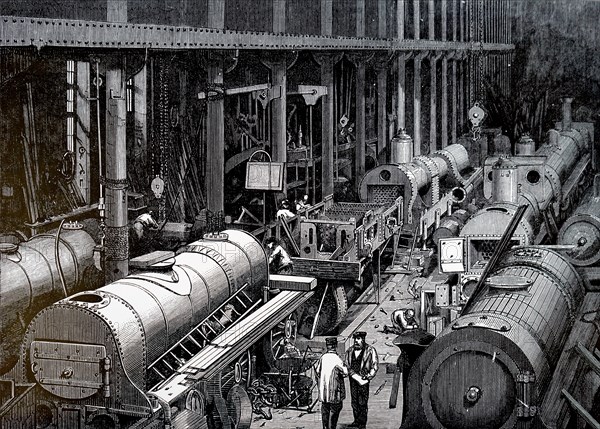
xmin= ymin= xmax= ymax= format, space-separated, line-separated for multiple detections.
xmin=468 ymin=0 xmax=487 ymax=141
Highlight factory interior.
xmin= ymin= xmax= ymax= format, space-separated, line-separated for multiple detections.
xmin=0 ymin=1 xmax=600 ymax=428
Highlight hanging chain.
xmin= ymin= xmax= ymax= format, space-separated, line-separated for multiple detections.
xmin=478 ymin=0 xmax=485 ymax=104
xmin=468 ymin=0 xmax=475 ymax=108
xmin=468 ymin=0 xmax=486 ymax=142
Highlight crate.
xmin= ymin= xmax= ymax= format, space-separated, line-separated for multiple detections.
xmin=427 ymin=316 xmax=446 ymax=337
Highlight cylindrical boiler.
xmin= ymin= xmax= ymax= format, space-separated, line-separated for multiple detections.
xmin=0 ymin=225 xmax=98 ymax=373
xmin=401 ymin=246 xmax=585 ymax=429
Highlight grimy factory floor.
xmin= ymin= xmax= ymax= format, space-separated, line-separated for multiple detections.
xmin=258 ymin=272 xmax=416 ymax=429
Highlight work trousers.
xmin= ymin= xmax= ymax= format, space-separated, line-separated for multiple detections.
xmin=321 ymin=401 xmax=343 ymax=429
xmin=350 ymin=379 xmax=370 ymax=428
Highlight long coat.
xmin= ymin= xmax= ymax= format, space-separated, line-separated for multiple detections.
xmin=315 ymin=351 xmax=348 ymax=403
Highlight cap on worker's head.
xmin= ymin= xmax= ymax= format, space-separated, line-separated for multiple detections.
xmin=352 ymin=331 xmax=367 ymax=339
xmin=325 ymin=337 xmax=338 ymax=348
xmin=405 ymin=308 xmax=415 ymax=318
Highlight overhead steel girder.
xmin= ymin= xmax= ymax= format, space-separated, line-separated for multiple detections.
xmin=0 ymin=16 xmax=515 ymax=52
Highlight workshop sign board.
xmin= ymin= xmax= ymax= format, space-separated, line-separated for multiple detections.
xmin=245 ymin=162 xmax=285 ymax=191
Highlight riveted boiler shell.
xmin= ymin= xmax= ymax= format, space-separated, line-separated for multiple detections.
xmin=402 ymin=247 xmax=585 ymax=429
xmin=0 ymin=229 xmax=97 ymax=374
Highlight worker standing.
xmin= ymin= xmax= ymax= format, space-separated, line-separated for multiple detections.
xmin=345 ymin=331 xmax=379 ymax=429
xmin=314 ymin=337 xmax=348 ymax=429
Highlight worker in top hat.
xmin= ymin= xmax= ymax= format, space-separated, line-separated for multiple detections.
xmin=345 ymin=331 xmax=379 ymax=429
xmin=314 ymin=337 xmax=348 ymax=429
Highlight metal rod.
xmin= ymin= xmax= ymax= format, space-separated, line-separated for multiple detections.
xmin=310 ymin=282 xmax=330 ymax=339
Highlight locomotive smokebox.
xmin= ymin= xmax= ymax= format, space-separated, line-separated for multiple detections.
xmin=491 ymin=156 xmax=519 ymax=203
xmin=558 ymin=175 xmax=600 ymax=266
xmin=390 ymin=128 xmax=413 ymax=164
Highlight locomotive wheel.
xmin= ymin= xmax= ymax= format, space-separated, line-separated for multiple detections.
xmin=221 ymin=350 xmax=252 ymax=398
xmin=262 ymin=312 xmax=312 ymax=373
xmin=226 ymin=384 xmax=253 ymax=429
xmin=297 ymin=281 xmax=348 ymax=337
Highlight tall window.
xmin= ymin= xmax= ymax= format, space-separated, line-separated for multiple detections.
xmin=126 ymin=77 xmax=134 ymax=113
xmin=66 ymin=60 xmax=75 ymax=152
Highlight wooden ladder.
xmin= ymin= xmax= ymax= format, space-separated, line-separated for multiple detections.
xmin=560 ymin=342 xmax=600 ymax=429
xmin=148 ymin=283 xmax=261 ymax=384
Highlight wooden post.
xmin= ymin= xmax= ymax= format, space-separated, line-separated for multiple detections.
xmin=357 ymin=0 xmax=365 ymax=37
xmin=428 ymin=0 xmax=435 ymax=40
xmin=206 ymin=1 xmax=225 ymax=212
xmin=273 ymin=0 xmax=286 ymax=33
xmin=397 ymin=0 xmax=404 ymax=39
xmin=453 ymin=0 xmax=458 ymax=41
xmin=441 ymin=56 xmax=448 ymax=148
xmin=206 ymin=54 xmax=225 ymax=213
xmin=430 ymin=54 xmax=440 ymax=153
xmin=133 ymin=64 xmax=148 ymax=194
xmin=377 ymin=65 xmax=388 ymax=161
xmin=397 ymin=54 xmax=406 ymax=130
xmin=413 ymin=0 xmax=420 ymax=40
xmin=413 ymin=53 xmax=426 ymax=156
xmin=208 ymin=0 xmax=225 ymax=28
xmin=269 ymin=61 xmax=287 ymax=167
xmin=314 ymin=53 xmax=337 ymax=198
xmin=355 ymin=61 xmax=366 ymax=183
xmin=76 ymin=61 xmax=91 ymax=203
xmin=441 ymin=0 xmax=447 ymax=41
xmin=104 ymin=57 xmax=128 ymax=282
xmin=107 ymin=0 xmax=127 ymax=22
xmin=460 ymin=0 xmax=465 ymax=41
xmin=321 ymin=0 xmax=333 ymax=36
xmin=451 ymin=56 xmax=457 ymax=144
xmin=378 ymin=0 xmax=387 ymax=38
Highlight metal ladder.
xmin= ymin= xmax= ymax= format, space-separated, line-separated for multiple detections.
xmin=561 ymin=342 xmax=600 ymax=429
xmin=148 ymin=283 xmax=261 ymax=385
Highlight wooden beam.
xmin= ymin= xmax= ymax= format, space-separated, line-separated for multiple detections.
xmin=357 ymin=0 xmax=365 ymax=37
xmin=206 ymin=54 xmax=225 ymax=213
xmin=76 ymin=61 xmax=91 ymax=203
xmin=104 ymin=56 xmax=128 ymax=281
xmin=356 ymin=62 xmax=366 ymax=182
xmin=321 ymin=0 xmax=333 ymax=36
xmin=273 ymin=0 xmax=286 ymax=33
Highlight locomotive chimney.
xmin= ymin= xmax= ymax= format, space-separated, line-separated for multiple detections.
xmin=390 ymin=128 xmax=413 ymax=164
xmin=491 ymin=156 xmax=519 ymax=204
xmin=562 ymin=97 xmax=573 ymax=130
